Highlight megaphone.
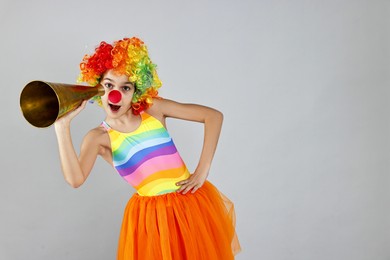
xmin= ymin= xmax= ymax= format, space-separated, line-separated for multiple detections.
xmin=20 ymin=81 xmax=105 ymax=128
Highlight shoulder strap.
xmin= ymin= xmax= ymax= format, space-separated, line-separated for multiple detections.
xmin=100 ymin=121 xmax=111 ymax=131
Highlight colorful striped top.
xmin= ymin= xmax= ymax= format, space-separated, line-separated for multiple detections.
xmin=101 ymin=112 xmax=190 ymax=196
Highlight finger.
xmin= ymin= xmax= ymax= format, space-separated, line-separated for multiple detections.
xmin=76 ymin=100 xmax=88 ymax=111
xmin=176 ymin=180 xmax=186 ymax=186
xmin=182 ymin=184 xmax=195 ymax=195
xmin=191 ymin=184 xmax=201 ymax=194
xmin=176 ymin=177 xmax=192 ymax=187
xmin=176 ymin=182 xmax=188 ymax=193
xmin=177 ymin=182 xmax=193 ymax=193
xmin=81 ymin=100 xmax=88 ymax=107
xmin=70 ymin=101 xmax=88 ymax=116
xmin=176 ymin=185 xmax=185 ymax=193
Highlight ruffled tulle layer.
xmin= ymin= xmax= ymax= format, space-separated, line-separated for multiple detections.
xmin=117 ymin=181 xmax=240 ymax=260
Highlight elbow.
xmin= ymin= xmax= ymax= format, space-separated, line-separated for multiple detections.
xmin=65 ymin=177 xmax=84 ymax=189
xmin=218 ymin=110 xmax=224 ymax=121
xmin=213 ymin=109 xmax=224 ymax=124
xmin=204 ymin=109 xmax=223 ymax=128
xmin=69 ymin=182 xmax=82 ymax=189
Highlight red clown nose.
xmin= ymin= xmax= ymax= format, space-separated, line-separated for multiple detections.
xmin=108 ymin=90 xmax=122 ymax=103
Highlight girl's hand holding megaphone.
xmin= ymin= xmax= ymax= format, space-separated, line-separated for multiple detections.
xmin=54 ymin=100 xmax=88 ymax=130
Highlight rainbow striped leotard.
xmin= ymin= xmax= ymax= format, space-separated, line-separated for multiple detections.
xmin=101 ymin=112 xmax=191 ymax=196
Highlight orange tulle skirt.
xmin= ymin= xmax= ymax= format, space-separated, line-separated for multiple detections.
xmin=117 ymin=181 xmax=241 ymax=260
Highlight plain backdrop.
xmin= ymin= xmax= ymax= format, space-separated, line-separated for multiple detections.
xmin=0 ymin=0 xmax=389 ymax=259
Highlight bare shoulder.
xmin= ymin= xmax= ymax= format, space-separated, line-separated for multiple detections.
xmin=145 ymin=98 xmax=165 ymax=122
xmin=81 ymin=126 xmax=112 ymax=162
xmin=86 ymin=126 xmax=106 ymax=138
xmin=147 ymin=97 xmax=223 ymax=123
xmin=83 ymin=126 xmax=110 ymax=148
xmin=146 ymin=98 xmax=186 ymax=124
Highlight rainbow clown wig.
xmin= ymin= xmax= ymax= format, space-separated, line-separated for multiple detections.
xmin=78 ymin=37 xmax=162 ymax=115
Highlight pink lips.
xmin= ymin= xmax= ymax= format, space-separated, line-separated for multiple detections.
xmin=108 ymin=90 xmax=122 ymax=103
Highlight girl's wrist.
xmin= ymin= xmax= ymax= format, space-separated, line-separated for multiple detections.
xmin=194 ymin=167 xmax=210 ymax=177
xmin=54 ymin=121 xmax=71 ymax=134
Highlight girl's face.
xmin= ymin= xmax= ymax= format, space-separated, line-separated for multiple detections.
xmin=100 ymin=70 xmax=135 ymax=118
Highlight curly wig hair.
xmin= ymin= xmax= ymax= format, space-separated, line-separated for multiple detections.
xmin=78 ymin=37 xmax=162 ymax=114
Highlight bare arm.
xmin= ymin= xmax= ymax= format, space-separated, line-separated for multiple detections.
xmin=54 ymin=101 xmax=100 ymax=188
xmin=148 ymin=98 xmax=224 ymax=194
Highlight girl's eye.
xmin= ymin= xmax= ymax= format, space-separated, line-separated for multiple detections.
xmin=104 ymin=83 xmax=114 ymax=89
xmin=123 ymin=86 xmax=132 ymax=91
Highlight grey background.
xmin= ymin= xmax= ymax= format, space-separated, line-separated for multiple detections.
xmin=0 ymin=0 xmax=389 ymax=259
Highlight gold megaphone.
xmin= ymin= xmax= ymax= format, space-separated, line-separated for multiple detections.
xmin=20 ymin=81 xmax=105 ymax=128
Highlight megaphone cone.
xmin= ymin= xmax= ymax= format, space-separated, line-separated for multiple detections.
xmin=20 ymin=81 xmax=105 ymax=128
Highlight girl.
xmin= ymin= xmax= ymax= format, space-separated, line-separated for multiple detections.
xmin=54 ymin=37 xmax=240 ymax=259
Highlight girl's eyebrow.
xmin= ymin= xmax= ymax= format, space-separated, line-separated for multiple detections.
xmin=102 ymin=77 xmax=133 ymax=85
xmin=102 ymin=77 xmax=114 ymax=81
